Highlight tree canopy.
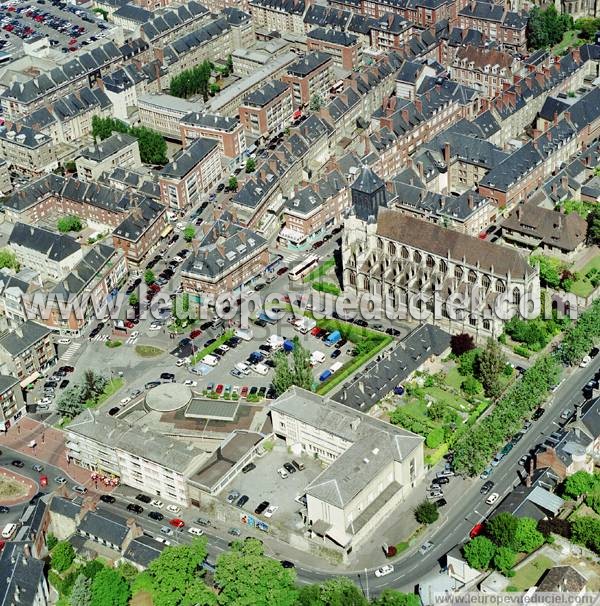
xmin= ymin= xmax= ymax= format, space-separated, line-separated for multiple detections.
xmin=527 ymin=5 xmax=573 ymax=50
xmin=273 ymin=337 xmax=313 ymax=395
xmin=57 ymin=215 xmax=83 ymax=233
xmin=463 ymin=536 xmax=496 ymax=570
xmin=90 ymin=568 xmax=130 ymax=606
xmin=51 ymin=541 xmax=76 ymax=572
xmin=0 ymin=248 xmax=19 ymax=272
xmin=170 ymin=61 xmax=213 ymax=100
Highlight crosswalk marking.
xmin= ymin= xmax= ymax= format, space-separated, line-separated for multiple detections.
xmin=61 ymin=342 xmax=80 ymax=361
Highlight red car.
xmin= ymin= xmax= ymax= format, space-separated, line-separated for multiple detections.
xmin=190 ymin=329 xmax=202 ymax=339
xmin=150 ymin=283 xmax=161 ymax=292
xmin=39 ymin=475 xmax=48 ymax=488
xmin=277 ymin=266 xmax=289 ymax=276
xmin=310 ymin=326 xmax=321 ymax=336
xmin=469 ymin=523 xmax=485 ymax=539
xmin=124 ymin=320 xmax=134 ymax=329
xmin=215 ymin=384 xmax=224 ymax=395
xmin=240 ymin=386 xmax=249 ymax=398
xmin=169 ymin=518 xmax=185 ymax=528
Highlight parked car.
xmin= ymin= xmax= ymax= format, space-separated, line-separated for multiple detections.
xmin=149 ymin=511 xmax=164 ymax=521
xmin=127 ymin=504 xmax=144 ymax=514
xmin=419 ymin=541 xmax=434 ymax=555
xmin=226 ymin=491 xmax=240 ymax=504
xmin=254 ymin=501 xmax=269 ymax=515
xmin=375 ymin=565 xmax=394 ymax=578
xmin=136 ymin=494 xmax=151 ymax=503
xmin=485 ymin=492 xmax=500 ymax=505
xmin=236 ymin=495 xmax=249 ymax=508
xmin=169 ymin=518 xmax=185 ymax=528
xmin=100 ymin=495 xmax=116 ymax=504
xmin=241 ymin=463 xmax=256 ymax=474
xmin=188 ymin=527 xmax=204 ymax=536
xmin=480 ymin=481 xmax=494 ymax=495
xmin=283 ymin=462 xmax=296 ymax=474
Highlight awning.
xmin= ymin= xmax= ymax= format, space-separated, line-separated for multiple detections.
xmin=20 ymin=371 xmax=40 ymax=388
xmin=279 ymin=227 xmax=307 ymax=244
xmin=161 ymin=225 xmax=174 ymax=238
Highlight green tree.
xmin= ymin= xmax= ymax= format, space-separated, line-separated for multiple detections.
xmin=458 ymin=348 xmax=479 ymax=376
xmin=227 ymin=54 xmax=233 ymax=73
xmin=513 ymin=517 xmax=545 ymax=553
xmin=183 ymin=225 xmax=196 ymax=242
xmin=79 ymin=560 xmax=106 ymax=581
xmin=463 ymin=536 xmax=496 ymax=570
xmin=82 ymin=370 xmax=107 ymax=404
xmin=486 ymin=513 xmax=519 ymax=549
xmin=477 ymin=338 xmax=506 ymax=399
xmin=144 ymin=269 xmax=155 ymax=285
xmin=527 ymin=5 xmax=572 ymax=50
xmin=0 ymin=248 xmax=19 ymax=271
xmin=57 ymin=215 xmax=82 ymax=233
xmin=371 ymin=591 xmax=421 ymax=606
xmin=273 ymin=338 xmax=313 ymax=396
xmin=57 ymin=385 xmax=86 ymax=418
xmin=128 ymin=292 xmax=139 ymax=306
xmin=297 ymin=577 xmax=367 ymax=606
xmin=70 ymin=574 xmax=92 ymax=606
xmin=51 ymin=541 xmax=75 ymax=572
xmin=462 ymin=376 xmax=482 ymax=395
xmin=563 ymin=470 xmax=598 ymax=498
xmin=450 ymin=333 xmax=476 ymax=356
xmin=574 ymin=17 xmax=600 ymax=40
xmin=587 ymin=207 xmax=600 ymax=245
xmin=228 ymin=176 xmax=238 ymax=191
xmin=571 ymin=516 xmax=600 ymax=553
xmin=245 ymin=157 xmax=256 ymax=173
xmin=426 ymin=427 xmax=444 ymax=448
xmin=215 ymin=538 xmax=297 ymax=606
xmin=427 ymin=401 xmax=446 ymax=421
xmin=414 ymin=500 xmax=439 ymax=524
xmin=209 ymin=83 xmax=220 ymax=95
xmin=116 ymin=562 xmax=138 ymax=584
xmin=531 ymin=255 xmax=564 ymax=288
xmin=309 ymin=94 xmax=323 ymax=111
xmin=90 ymin=568 xmax=130 ymax=606
xmin=46 ymin=532 xmax=58 ymax=551
xmin=493 ymin=546 xmax=516 ymax=574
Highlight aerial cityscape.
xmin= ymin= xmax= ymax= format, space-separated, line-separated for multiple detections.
xmin=0 ymin=0 xmax=599 ymax=602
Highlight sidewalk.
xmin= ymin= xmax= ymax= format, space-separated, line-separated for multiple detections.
xmin=0 ymin=417 xmax=113 ymax=493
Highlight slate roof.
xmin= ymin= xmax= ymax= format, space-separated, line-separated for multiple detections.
xmin=123 ymin=535 xmax=166 ymax=568
xmin=79 ymin=133 xmax=138 ymax=163
xmin=0 ymin=320 xmax=52 ymax=357
xmin=78 ymin=509 xmax=130 ymax=548
xmin=162 ymin=18 xmax=230 ymax=66
xmin=307 ymin=27 xmax=358 ymax=46
xmin=49 ymin=496 xmax=81 ymax=520
xmin=141 ymin=0 xmax=208 ymax=41
xmin=0 ymin=374 xmax=18 ymax=393
xmin=352 ymin=166 xmax=385 ymax=195
xmin=0 ymin=123 xmax=51 ymax=148
xmin=243 ymin=80 xmax=290 ymax=107
xmin=113 ymin=198 xmax=165 ymax=243
xmin=248 ymin=0 xmax=305 ymax=15
xmin=9 ymin=222 xmax=81 ymax=262
xmin=0 ymin=543 xmax=46 ymax=605
xmin=113 ymin=3 xmax=152 ymax=23
xmin=160 ymin=138 xmax=218 ymax=179
xmin=181 ymin=112 xmax=240 ymax=132
xmin=376 ymin=209 xmax=533 ymax=278
xmin=304 ymin=5 xmax=350 ymax=30
xmin=287 ymin=51 xmax=332 ymax=77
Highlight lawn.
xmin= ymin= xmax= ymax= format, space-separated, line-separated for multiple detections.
xmin=190 ymin=329 xmax=234 ymax=365
xmin=444 ymin=366 xmax=463 ymax=390
xmin=135 ymin=345 xmax=164 ymax=358
xmin=85 ymin=377 xmax=124 ymax=408
xmin=304 ymin=258 xmax=335 ymax=283
xmin=510 ymin=555 xmax=554 ymax=591
xmin=553 ymin=29 xmax=582 ymax=56
xmin=0 ymin=476 xmax=27 ymax=498
xmin=570 ymin=254 xmax=600 ymax=298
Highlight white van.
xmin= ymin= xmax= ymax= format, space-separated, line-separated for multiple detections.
xmin=330 ymin=362 xmax=343 ymax=374
xmin=253 ymin=363 xmax=269 ymax=375
xmin=310 ymin=351 xmax=325 ymax=365
xmin=236 ymin=362 xmax=251 ymax=375
xmin=202 ymin=355 xmax=219 ymax=367
xmin=2 ymin=523 xmax=17 ymax=539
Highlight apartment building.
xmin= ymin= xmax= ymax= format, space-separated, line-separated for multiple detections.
xmin=65 ymin=408 xmax=208 ymax=506
xmin=0 ymin=267 xmax=43 ymax=329
xmin=0 ymin=374 xmax=26 ymax=431
xmin=0 ymin=320 xmax=56 ymax=384
xmin=159 ymin=138 xmax=223 ymax=211
xmin=0 ymin=159 xmax=10 ymax=194
xmin=112 ymin=198 xmax=167 ymax=265
xmin=138 ymin=94 xmax=199 ymax=139
xmin=239 ymin=81 xmax=294 ymax=139
xmin=282 ymin=52 xmax=335 ymax=108
xmin=451 ymin=46 xmax=518 ymax=99
xmin=249 ymin=0 xmax=306 ymax=35
xmin=369 ymin=14 xmax=413 ymax=52
xmin=43 ymin=245 xmax=128 ymax=335
xmin=0 ymin=124 xmax=57 ymax=175
xmin=76 ymin=133 xmax=142 ymax=182
xmin=8 ymin=223 xmax=83 ymax=282
xmin=179 ymin=112 xmax=246 ymax=164
xmin=0 ymin=543 xmax=49 ymax=606
xmin=307 ymin=28 xmax=362 ymax=70
xmin=181 ymin=211 xmax=269 ymax=297
xmin=270 ymin=387 xmax=425 ymax=554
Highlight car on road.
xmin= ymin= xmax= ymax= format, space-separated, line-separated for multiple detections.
xmin=532 ymin=407 xmax=545 ymax=420
xmin=519 ymin=455 xmax=529 ymax=466
xmin=151 ymin=500 xmax=164 ymax=509
xmin=419 ymin=541 xmax=434 ymax=555
xmin=226 ymin=491 xmax=240 ymax=504
xmin=11 ymin=460 xmax=24 ymax=468
xmin=469 ymin=523 xmax=485 ymax=539
xmin=435 ymin=498 xmax=448 ymax=508
xmin=127 ymin=504 xmax=144 ymax=514
xmin=169 ymin=518 xmax=185 ymax=528
xmin=148 ymin=511 xmax=164 ymax=521
xmin=188 ymin=527 xmax=204 ymax=536
xmin=228 ymin=527 xmax=241 ymax=536
xmin=166 ymin=504 xmax=180 ymax=514
xmin=375 ymin=565 xmax=394 ymax=578
xmin=480 ymin=481 xmax=494 ymax=494
xmin=432 ymin=476 xmax=449 ymax=485
xmin=264 ymin=505 xmax=279 ymax=518
xmin=55 ymin=476 xmax=67 ymax=485
xmin=100 ymin=495 xmax=116 ymax=504
xmin=580 ymin=355 xmax=592 ymax=368
xmin=280 ymin=560 xmax=295 ymax=568
xmin=32 ymin=464 xmax=43 ymax=472
xmin=254 ymin=501 xmax=269 ymax=515
xmin=145 ymin=381 xmax=161 ymax=389
xmin=160 ymin=526 xmax=174 ymax=536
xmin=241 ymin=463 xmax=256 ymax=474
xmin=184 ymin=379 xmax=198 ymax=387
xmin=427 ymin=490 xmax=443 ymax=500
xmin=485 ymin=492 xmax=500 ymax=505
xmin=136 ymin=494 xmax=151 ymax=503
xmin=560 ymin=408 xmax=573 ymax=420
xmin=0 ymin=506 xmax=9 ymax=514
xmin=236 ymin=495 xmax=249 ymax=508
xmin=160 ymin=372 xmax=175 ymax=382
xmin=57 ymin=337 xmax=71 ymax=345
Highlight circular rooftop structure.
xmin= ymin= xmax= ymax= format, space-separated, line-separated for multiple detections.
xmin=145 ymin=383 xmax=192 ymax=412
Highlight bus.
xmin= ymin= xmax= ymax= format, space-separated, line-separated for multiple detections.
xmin=288 ymin=255 xmax=319 ymax=281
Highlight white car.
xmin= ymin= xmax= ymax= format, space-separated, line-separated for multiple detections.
xmin=176 ymin=222 xmax=186 ymax=231
xmin=219 ymin=344 xmax=230 ymax=352
xmin=176 ymin=358 xmax=189 ymax=367
xmin=419 ymin=541 xmax=434 ymax=555
xmin=151 ymin=500 xmax=164 ymax=509
xmin=580 ymin=355 xmax=592 ymax=368
xmin=120 ymin=397 xmax=131 ymax=405
xmin=184 ymin=379 xmax=198 ymax=387
xmin=277 ymin=467 xmax=288 ymax=479
xmin=188 ymin=527 xmax=204 ymax=536
xmin=166 ymin=504 xmax=181 ymax=514
xmin=375 ymin=565 xmax=394 ymax=578
xmin=173 ymin=255 xmax=183 ymax=263
xmin=264 ymin=505 xmax=279 ymax=518
xmin=57 ymin=338 xmax=71 ymax=345
xmin=130 ymin=331 xmax=139 ymax=339
xmin=485 ymin=492 xmax=500 ymax=505
xmin=160 ymin=526 xmax=174 ymax=537
xmin=149 ymin=323 xmax=162 ymax=331
xmin=39 ymin=397 xmax=52 ymax=406
xmin=155 ymin=536 xmax=171 ymax=545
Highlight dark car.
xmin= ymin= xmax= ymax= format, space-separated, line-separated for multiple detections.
xmin=241 ymin=463 xmax=256 ymax=474
xmin=385 ymin=327 xmax=402 ymax=336
xmin=432 ymin=476 xmax=449 ymax=485
xmin=127 ymin=504 xmax=144 ymax=514
xmin=99 ymin=495 xmax=116 ymax=504
xmin=0 ymin=506 xmax=9 ymax=514
xmin=236 ymin=495 xmax=249 ymax=508
xmin=44 ymin=381 xmax=58 ymax=389
xmin=532 ymin=408 xmax=545 ymax=421
xmin=590 ymin=347 xmax=599 ymax=357
xmin=145 ymin=381 xmax=161 ymax=390
xmin=60 ymin=365 xmax=75 ymax=373
xmin=277 ymin=266 xmax=289 ymax=276
xmin=354 ymin=319 xmax=368 ymax=327
xmin=11 ymin=460 xmax=24 ymax=468
xmin=283 ymin=462 xmax=296 ymax=474
xmin=136 ymin=494 xmax=151 ymax=503
xmin=254 ymin=501 xmax=269 ymax=515
xmin=108 ymin=407 xmax=120 ymax=416
xmin=480 ymin=481 xmax=494 ymax=495
xmin=160 ymin=373 xmax=175 ymax=382
xmin=435 ymin=498 xmax=448 ymax=508
xmin=148 ymin=511 xmax=164 ymax=521
xmin=217 ymin=183 xmax=225 ymax=192
xmin=280 ymin=560 xmax=295 ymax=568
xmin=331 ymin=349 xmax=342 ymax=359
xmin=59 ymin=379 xmax=70 ymax=389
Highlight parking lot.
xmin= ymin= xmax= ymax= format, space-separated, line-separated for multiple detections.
xmin=222 ymin=446 xmax=322 ymax=531
xmin=0 ymin=0 xmax=108 ymax=55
